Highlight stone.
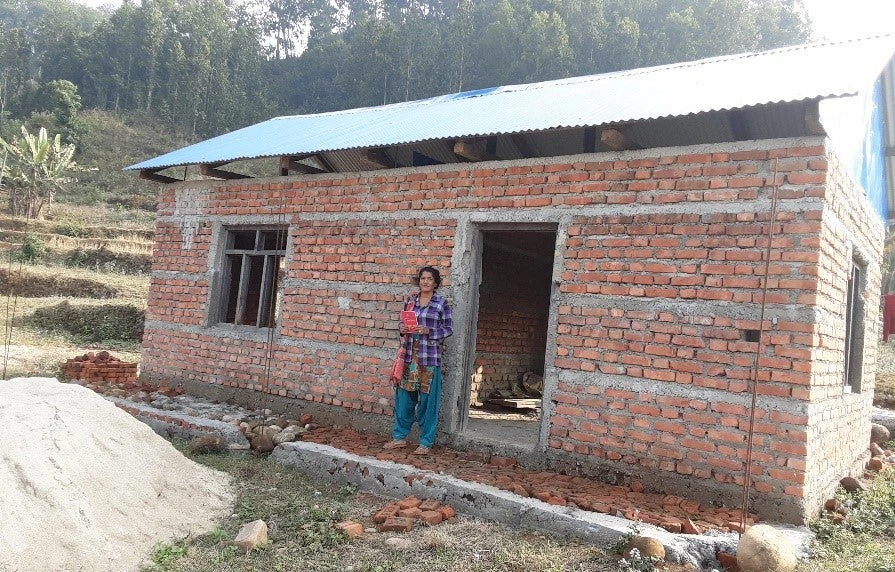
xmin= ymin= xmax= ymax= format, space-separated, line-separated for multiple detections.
xmin=870 ymin=442 xmax=886 ymax=457
xmin=623 ymin=536 xmax=665 ymax=561
xmin=736 ymin=524 xmax=797 ymax=572
xmin=233 ymin=520 xmax=268 ymax=553
xmin=840 ymin=476 xmax=866 ymax=492
xmin=187 ymin=434 xmax=225 ymax=454
xmin=869 ymin=457 xmax=885 ymax=471
xmin=439 ymin=505 xmax=456 ymax=520
xmin=823 ymin=498 xmax=840 ymax=512
xmin=273 ymin=425 xmax=307 ymax=445
xmin=384 ymin=537 xmax=414 ymax=550
xmin=871 ymin=423 xmax=890 ymax=444
xmin=336 ymin=520 xmax=364 ymax=537
xmin=250 ymin=434 xmax=275 ymax=453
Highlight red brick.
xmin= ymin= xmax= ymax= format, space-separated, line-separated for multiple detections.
xmin=378 ymin=517 xmax=414 ymax=532
xmin=420 ymin=510 xmax=443 ymax=525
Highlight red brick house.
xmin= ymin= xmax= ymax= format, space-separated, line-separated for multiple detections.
xmin=130 ymin=36 xmax=895 ymax=523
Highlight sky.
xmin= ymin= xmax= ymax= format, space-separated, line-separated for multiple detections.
xmin=68 ymin=0 xmax=895 ymax=42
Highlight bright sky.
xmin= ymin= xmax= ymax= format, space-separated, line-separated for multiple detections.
xmin=69 ymin=0 xmax=895 ymax=42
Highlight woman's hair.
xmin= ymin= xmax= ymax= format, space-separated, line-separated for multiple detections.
xmin=415 ymin=266 xmax=442 ymax=289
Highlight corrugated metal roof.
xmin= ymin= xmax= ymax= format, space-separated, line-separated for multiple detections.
xmin=127 ymin=34 xmax=895 ymax=171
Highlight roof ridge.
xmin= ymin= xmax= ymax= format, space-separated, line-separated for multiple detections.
xmin=270 ymin=34 xmax=895 ymax=121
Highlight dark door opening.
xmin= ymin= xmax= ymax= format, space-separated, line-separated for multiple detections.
xmin=464 ymin=228 xmax=556 ymax=446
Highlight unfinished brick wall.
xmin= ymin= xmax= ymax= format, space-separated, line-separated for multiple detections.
xmin=142 ymin=137 xmax=882 ymax=523
xmin=801 ymin=150 xmax=883 ymax=512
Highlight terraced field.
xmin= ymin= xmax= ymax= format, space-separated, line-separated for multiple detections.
xmin=0 ymin=206 xmax=152 ymax=378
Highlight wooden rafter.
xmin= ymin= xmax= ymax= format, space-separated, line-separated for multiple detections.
xmin=139 ymin=169 xmax=181 ymax=184
xmin=279 ymin=155 xmax=327 ymax=175
xmin=359 ymin=148 xmax=397 ymax=170
xmin=199 ymin=162 xmax=251 ymax=180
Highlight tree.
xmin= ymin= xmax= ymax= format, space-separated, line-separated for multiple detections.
xmin=0 ymin=125 xmax=88 ymax=218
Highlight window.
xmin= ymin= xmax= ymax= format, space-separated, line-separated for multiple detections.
xmin=218 ymin=228 xmax=287 ymax=327
xmin=843 ymin=260 xmax=866 ymax=392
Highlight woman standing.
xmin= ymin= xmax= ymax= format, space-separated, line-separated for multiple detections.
xmin=384 ymin=266 xmax=453 ymax=455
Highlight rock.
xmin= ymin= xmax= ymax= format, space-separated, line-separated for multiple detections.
xmin=188 ymin=435 xmax=226 ymax=454
xmin=823 ymin=498 xmax=840 ymax=512
xmin=250 ymin=434 xmax=275 ymax=454
xmin=336 ymin=520 xmax=364 ymax=537
xmin=840 ymin=476 xmax=866 ymax=492
xmin=870 ymin=442 xmax=886 ymax=457
xmin=623 ymin=536 xmax=666 ymax=561
xmin=233 ymin=520 xmax=268 ymax=553
xmin=869 ymin=457 xmax=884 ymax=471
xmin=736 ymin=524 xmax=797 ymax=572
xmin=871 ymin=423 xmax=890 ymax=444
xmin=273 ymin=424 xmax=307 ymax=445
xmin=384 ymin=537 xmax=414 ymax=549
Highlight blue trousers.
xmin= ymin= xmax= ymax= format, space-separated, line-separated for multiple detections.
xmin=392 ymin=367 xmax=442 ymax=448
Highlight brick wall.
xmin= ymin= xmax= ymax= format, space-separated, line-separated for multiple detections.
xmin=142 ymin=137 xmax=882 ymax=523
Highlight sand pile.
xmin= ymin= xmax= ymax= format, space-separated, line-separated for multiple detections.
xmin=0 ymin=378 xmax=234 ymax=572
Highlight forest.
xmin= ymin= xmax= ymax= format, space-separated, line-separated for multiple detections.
xmin=1 ymin=0 xmax=811 ymax=144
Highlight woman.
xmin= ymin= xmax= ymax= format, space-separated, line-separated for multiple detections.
xmin=384 ymin=266 xmax=453 ymax=455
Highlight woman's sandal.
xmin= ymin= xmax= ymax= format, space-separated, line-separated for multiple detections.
xmin=412 ymin=446 xmax=431 ymax=455
xmin=383 ymin=440 xmax=408 ymax=450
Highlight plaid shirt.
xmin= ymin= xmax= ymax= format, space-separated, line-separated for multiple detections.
xmin=401 ymin=293 xmax=453 ymax=367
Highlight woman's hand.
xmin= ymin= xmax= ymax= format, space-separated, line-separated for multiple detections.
xmin=399 ymin=323 xmax=411 ymax=335
xmin=414 ymin=326 xmax=430 ymax=335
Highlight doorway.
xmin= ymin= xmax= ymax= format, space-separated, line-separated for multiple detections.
xmin=463 ymin=227 xmax=557 ymax=446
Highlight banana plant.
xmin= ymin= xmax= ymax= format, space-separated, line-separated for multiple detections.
xmin=0 ymin=125 xmax=88 ymax=219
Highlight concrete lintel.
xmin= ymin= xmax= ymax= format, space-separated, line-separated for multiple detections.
xmin=559 ymin=295 xmax=817 ymax=323
xmin=556 ymin=370 xmax=806 ymax=415
xmin=272 ymin=440 xmax=742 ymax=568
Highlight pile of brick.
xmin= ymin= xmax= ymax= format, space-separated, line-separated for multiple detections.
xmin=63 ymin=351 xmax=138 ymax=385
xmin=373 ymin=496 xmax=456 ymax=532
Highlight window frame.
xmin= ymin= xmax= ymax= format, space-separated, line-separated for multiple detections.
xmin=216 ymin=226 xmax=287 ymax=328
xmin=843 ymin=258 xmax=866 ymax=393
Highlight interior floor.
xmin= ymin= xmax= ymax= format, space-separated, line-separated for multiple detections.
xmin=464 ymin=409 xmax=540 ymax=444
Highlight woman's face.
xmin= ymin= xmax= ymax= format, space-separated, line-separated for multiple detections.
xmin=419 ymin=271 xmax=436 ymax=293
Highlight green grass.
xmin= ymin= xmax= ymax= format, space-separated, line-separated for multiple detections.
xmin=139 ymin=449 xmax=621 ymax=572
xmin=797 ymin=469 xmax=895 ymax=572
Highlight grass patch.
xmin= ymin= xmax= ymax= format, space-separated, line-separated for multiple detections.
xmin=143 ymin=450 xmax=620 ymax=572
xmin=798 ymin=469 xmax=895 ymax=571
xmin=0 ymin=267 xmax=118 ymax=298
xmin=26 ymin=300 xmax=145 ymax=342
